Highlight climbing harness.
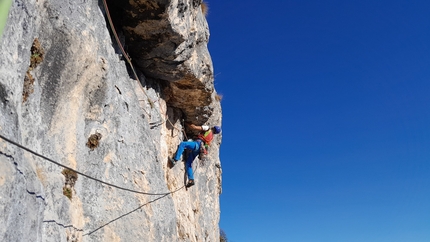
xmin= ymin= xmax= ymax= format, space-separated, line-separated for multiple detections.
xmin=0 ymin=0 xmax=213 ymax=237
xmin=197 ymin=129 xmax=214 ymax=148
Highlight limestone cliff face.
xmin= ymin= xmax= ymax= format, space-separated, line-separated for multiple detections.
xmin=0 ymin=0 xmax=222 ymax=241
xmin=105 ymin=0 xmax=215 ymax=123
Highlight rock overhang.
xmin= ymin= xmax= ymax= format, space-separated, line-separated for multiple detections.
xmin=105 ymin=0 xmax=215 ymax=123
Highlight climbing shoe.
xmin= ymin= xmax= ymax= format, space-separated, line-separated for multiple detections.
xmin=169 ymin=158 xmax=177 ymax=167
xmin=186 ymin=179 xmax=195 ymax=188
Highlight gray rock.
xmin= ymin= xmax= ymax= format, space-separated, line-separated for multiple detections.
xmin=0 ymin=0 xmax=222 ymax=241
xmin=110 ymin=0 xmax=215 ymax=122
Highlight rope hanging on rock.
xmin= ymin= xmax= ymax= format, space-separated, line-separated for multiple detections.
xmin=101 ymin=0 xmax=188 ymax=138
xmin=0 ymin=134 xmax=185 ymax=196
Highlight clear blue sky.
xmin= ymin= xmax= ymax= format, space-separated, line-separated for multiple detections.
xmin=206 ymin=1 xmax=430 ymax=241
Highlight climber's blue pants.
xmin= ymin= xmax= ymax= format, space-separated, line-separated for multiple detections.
xmin=174 ymin=141 xmax=200 ymax=180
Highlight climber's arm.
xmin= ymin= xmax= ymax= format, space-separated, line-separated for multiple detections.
xmin=188 ymin=124 xmax=209 ymax=131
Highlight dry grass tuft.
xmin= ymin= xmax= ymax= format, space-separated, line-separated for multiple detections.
xmin=23 ymin=38 xmax=44 ymax=103
xmin=86 ymin=132 xmax=102 ymax=150
xmin=62 ymin=168 xmax=78 ymax=200
xmin=22 ymin=72 xmax=35 ymax=102
xmin=30 ymin=38 xmax=44 ymax=69
xmin=63 ymin=187 xmax=73 ymax=200
xmin=201 ymin=1 xmax=208 ymax=16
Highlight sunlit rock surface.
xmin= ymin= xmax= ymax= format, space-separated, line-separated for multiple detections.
xmin=0 ymin=0 xmax=222 ymax=241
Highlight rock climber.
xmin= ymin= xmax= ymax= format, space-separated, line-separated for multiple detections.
xmin=170 ymin=123 xmax=221 ymax=188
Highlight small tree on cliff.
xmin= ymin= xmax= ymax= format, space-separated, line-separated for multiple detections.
xmin=220 ymin=229 xmax=228 ymax=242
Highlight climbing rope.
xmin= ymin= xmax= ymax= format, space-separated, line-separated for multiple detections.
xmin=0 ymin=1 xmax=202 ymax=196
xmin=99 ymin=1 xmax=205 ymax=188
xmin=101 ymin=0 xmax=187 ymax=139
xmin=0 ymin=134 xmax=185 ymax=196
xmin=0 ymin=2 xmax=210 ymax=236
xmin=0 ymin=133 xmax=203 ymax=236
xmin=101 ymin=0 xmax=139 ymax=83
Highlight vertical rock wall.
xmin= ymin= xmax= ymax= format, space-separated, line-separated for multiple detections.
xmin=0 ymin=0 xmax=222 ymax=241
xmin=106 ymin=0 xmax=215 ymax=123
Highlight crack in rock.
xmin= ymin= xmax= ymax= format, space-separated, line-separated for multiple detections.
xmin=0 ymin=150 xmax=14 ymax=160
xmin=3 ymin=152 xmax=48 ymax=203
xmin=13 ymin=161 xmax=24 ymax=175
xmin=43 ymin=220 xmax=84 ymax=232
xmin=26 ymin=189 xmax=46 ymax=202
